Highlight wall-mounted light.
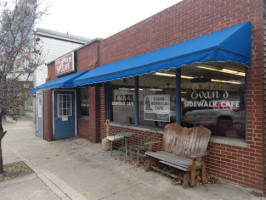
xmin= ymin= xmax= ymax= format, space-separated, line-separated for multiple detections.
xmin=119 ymin=88 xmax=143 ymax=91
xmin=154 ymin=72 xmax=194 ymax=79
xmin=197 ymin=65 xmax=245 ymax=77
xmin=211 ymin=79 xmax=243 ymax=85
xmin=150 ymin=88 xmax=163 ymax=91
xmin=154 ymin=72 xmax=175 ymax=77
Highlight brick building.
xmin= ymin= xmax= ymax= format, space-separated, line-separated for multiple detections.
xmin=32 ymin=0 xmax=266 ymax=191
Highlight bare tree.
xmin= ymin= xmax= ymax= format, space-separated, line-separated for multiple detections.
xmin=0 ymin=0 xmax=45 ymax=173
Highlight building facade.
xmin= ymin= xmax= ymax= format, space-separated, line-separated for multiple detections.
xmin=33 ymin=0 xmax=265 ymax=191
xmin=24 ymin=28 xmax=90 ymax=119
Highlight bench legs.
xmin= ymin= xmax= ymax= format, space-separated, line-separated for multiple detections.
xmin=145 ymin=156 xmax=156 ymax=172
xmin=145 ymin=156 xmax=208 ymax=188
xmin=183 ymin=172 xmax=190 ymax=189
xmin=190 ymin=159 xmax=197 ymax=186
xmin=201 ymin=157 xmax=207 ymax=183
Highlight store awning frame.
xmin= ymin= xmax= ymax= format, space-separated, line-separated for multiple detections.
xmin=31 ymin=70 xmax=89 ymax=93
xmin=73 ymin=22 xmax=251 ymax=86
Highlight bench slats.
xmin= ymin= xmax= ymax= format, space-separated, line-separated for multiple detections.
xmin=159 ymin=161 xmax=188 ymax=171
xmin=163 ymin=124 xmax=211 ymax=157
xmin=146 ymin=151 xmax=201 ymax=168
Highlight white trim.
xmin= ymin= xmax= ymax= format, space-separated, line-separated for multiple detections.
xmin=52 ymin=90 xmax=55 ymax=139
xmin=57 ymin=93 xmax=72 ymax=117
xmin=210 ymin=137 xmax=247 ymax=148
xmin=53 ymin=89 xmax=77 ymax=137
xmin=36 ymin=92 xmax=43 ymax=138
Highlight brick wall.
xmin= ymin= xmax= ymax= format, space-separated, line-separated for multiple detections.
xmin=42 ymin=90 xmax=53 ymax=141
xmin=76 ymin=40 xmax=101 ymax=72
xmin=47 ymin=62 xmax=56 ymax=81
xmin=100 ymin=0 xmax=265 ymax=190
xmin=99 ymin=85 xmax=107 ymax=139
xmin=77 ymin=119 xmax=90 ymax=139
xmin=86 ymin=87 xmax=99 ymax=142
xmin=103 ymin=0 xmax=263 ymax=65
xmin=263 ymin=0 xmax=266 ymax=179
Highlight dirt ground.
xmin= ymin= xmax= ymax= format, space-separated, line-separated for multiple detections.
xmin=0 ymin=161 xmax=33 ymax=182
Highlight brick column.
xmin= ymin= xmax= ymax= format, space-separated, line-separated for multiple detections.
xmin=88 ymin=86 xmax=99 ymax=143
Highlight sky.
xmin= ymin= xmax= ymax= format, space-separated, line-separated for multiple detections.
xmin=38 ymin=0 xmax=182 ymax=39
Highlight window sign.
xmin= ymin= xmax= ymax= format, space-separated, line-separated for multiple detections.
xmin=112 ymin=89 xmax=134 ymax=106
xmin=184 ymin=89 xmax=240 ymax=110
xmin=55 ymin=52 xmax=75 ymax=76
xmin=144 ymin=94 xmax=170 ymax=122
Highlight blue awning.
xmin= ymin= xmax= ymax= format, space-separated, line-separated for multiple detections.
xmin=74 ymin=22 xmax=251 ymax=86
xmin=31 ymin=70 xmax=89 ymax=93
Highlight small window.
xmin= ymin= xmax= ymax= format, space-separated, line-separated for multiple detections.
xmin=80 ymin=88 xmax=89 ymax=117
xmin=57 ymin=94 xmax=72 ymax=117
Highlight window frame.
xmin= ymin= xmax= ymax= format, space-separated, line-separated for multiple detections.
xmin=79 ymin=88 xmax=89 ymax=119
xmin=57 ymin=94 xmax=72 ymax=117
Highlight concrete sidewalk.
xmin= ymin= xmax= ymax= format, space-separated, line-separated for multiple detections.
xmin=1 ymin=117 xmax=265 ymax=200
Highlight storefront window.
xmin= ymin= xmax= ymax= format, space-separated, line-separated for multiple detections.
xmin=108 ymin=63 xmax=246 ymax=139
xmin=111 ymin=78 xmax=135 ymax=124
xmin=181 ymin=64 xmax=246 ymax=139
xmin=80 ymin=88 xmax=89 ymax=118
xmin=139 ymin=73 xmax=176 ymax=128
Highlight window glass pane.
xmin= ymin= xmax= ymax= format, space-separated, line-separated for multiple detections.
xmin=63 ymin=95 xmax=66 ymax=102
xmin=181 ymin=64 xmax=245 ymax=139
xmin=59 ymin=101 xmax=62 ymax=109
xmin=111 ymin=78 xmax=135 ymax=124
xmin=67 ymin=101 xmax=70 ymax=109
xmin=139 ymin=73 xmax=176 ymax=128
xmin=58 ymin=95 xmax=62 ymax=102
xmin=80 ymin=88 xmax=89 ymax=117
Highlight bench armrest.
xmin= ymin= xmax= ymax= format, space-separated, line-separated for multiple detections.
xmin=144 ymin=141 xmax=163 ymax=151
xmin=190 ymin=152 xmax=209 ymax=159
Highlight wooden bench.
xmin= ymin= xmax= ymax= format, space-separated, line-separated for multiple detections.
xmin=145 ymin=123 xmax=211 ymax=188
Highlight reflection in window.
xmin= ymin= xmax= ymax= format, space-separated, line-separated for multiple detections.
xmin=80 ymin=88 xmax=89 ymax=117
xmin=181 ymin=64 xmax=245 ymax=139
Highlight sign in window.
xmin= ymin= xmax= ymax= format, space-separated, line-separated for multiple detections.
xmin=144 ymin=94 xmax=171 ymax=122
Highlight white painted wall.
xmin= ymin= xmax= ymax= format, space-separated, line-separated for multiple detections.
xmin=34 ymin=37 xmax=84 ymax=87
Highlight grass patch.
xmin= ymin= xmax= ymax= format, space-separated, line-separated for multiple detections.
xmin=0 ymin=161 xmax=33 ymax=182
